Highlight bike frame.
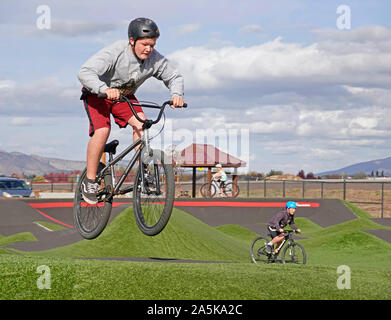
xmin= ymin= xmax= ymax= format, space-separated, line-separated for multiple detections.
xmin=97 ymin=136 xmax=143 ymax=197
xmin=94 ymin=94 xmax=181 ymax=199
xmin=269 ymin=231 xmax=294 ymax=256
xmin=211 ymin=179 xmax=222 ymax=191
xmin=273 ymin=237 xmax=289 ymax=255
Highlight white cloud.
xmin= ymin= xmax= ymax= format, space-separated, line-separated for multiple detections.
xmin=0 ymin=77 xmax=82 ymax=117
xmin=296 ymin=108 xmax=391 ymax=139
xmin=52 ymin=20 xmax=118 ymax=36
xmin=177 ymin=23 xmax=201 ymax=36
xmin=0 ymin=80 xmax=16 ymax=90
xmin=26 ymin=20 xmax=119 ymax=38
xmin=349 ymin=117 xmax=378 ymax=129
xmin=239 ymin=24 xmax=262 ymax=34
xmin=11 ymin=117 xmax=31 ymax=126
xmin=168 ymin=28 xmax=391 ymax=92
xmin=313 ymin=26 xmax=391 ymax=44
xmin=307 ymin=148 xmax=345 ymax=161
xmin=328 ymin=139 xmax=385 ymax=147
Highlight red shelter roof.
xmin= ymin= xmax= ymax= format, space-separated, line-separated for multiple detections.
xmin=177 ymin=143 xmax=246 ymax=168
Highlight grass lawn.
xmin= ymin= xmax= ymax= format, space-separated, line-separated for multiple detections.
xmin=0 ymin=201 xmax=391 ymax=300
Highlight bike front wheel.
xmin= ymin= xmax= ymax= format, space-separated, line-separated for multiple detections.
xmin=200 ymin=183 xmax=216 ymax=198
xmin=224 ymin=182 xmax=240 ymax=198
xmin=281 ymin=242 xmax=307 ymax=264
xmin=133 ymin=149 xmax=175 ymax=236
xmin=250 ymin=236 xmax=271 ymax=264
xmin=73 ymin=162 xmax=113 ymax=239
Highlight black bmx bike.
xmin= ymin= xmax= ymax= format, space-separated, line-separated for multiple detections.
xmin=250 ymin=230 xmax=306 ymax=264
xmin=73 ymin=94 xmax=187 ymax=239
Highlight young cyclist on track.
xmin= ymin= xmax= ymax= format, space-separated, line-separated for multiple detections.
xmin=212 ymin=163 xmax=228 ymax=196
xmin=265 ymin=201 xmax=302 ymax=254
xmin=78 ymin=17 xmax=185 ymax=204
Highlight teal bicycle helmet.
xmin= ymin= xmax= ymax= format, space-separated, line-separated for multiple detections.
xmin=286 ymin=201 xmax=297 ymax=209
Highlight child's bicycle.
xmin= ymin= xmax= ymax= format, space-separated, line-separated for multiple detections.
xmin=250 ymin=230 xmax=306 ymax=264
xmin=73 ymin=94 xmax=187 ymax=239
xmin=200 ymin=178 xmax=240 ymax=198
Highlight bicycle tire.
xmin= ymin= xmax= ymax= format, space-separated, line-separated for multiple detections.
xmin=281 ymin=242 xmax=307 ymax=264
xmin=250 ymin=236 xmax=271 ymax=264
xmin=133 ymin=149 xmax=175 ymax=236
xmin=73 ymin=162 xmax=113 ymax=239
xmin=200 ymin=183 xmax=216 ymax=198
xmin=224 ymin=182 xmax=240 ymax=198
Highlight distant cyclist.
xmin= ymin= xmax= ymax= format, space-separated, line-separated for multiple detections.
xmin=212 ymin=163 xmax=228 ymax=196
xmin=265 ymin=201 xmax=302 ymax=254
xmin=78 ymin=17 xmax=185 ymax=204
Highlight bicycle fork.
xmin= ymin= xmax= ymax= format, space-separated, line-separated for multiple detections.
xmin=139 ymin=128 xmax=162 ymax=195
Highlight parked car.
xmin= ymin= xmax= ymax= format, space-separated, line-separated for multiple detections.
xmin=0 ymin=177 xmax=32 ymax=197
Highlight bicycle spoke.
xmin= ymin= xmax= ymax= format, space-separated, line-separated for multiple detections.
xmin=283 ymin=243 xmax=306 ymax=264
xmin=73 ymin=166 xmax=113 ymax=239
xmin=250 ymin=237 xmax=270 ymax=264
xmin=133 ymin=149 xmax=174 ymax=236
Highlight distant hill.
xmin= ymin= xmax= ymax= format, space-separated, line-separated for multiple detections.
xmin=317 ymin=156 xmax=391 ymax=177
xmin=0 ymin=150 xmax=85 ymax=176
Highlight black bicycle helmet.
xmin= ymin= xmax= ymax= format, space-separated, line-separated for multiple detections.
xmin=128 ymin=18 xmax=160 ymax=41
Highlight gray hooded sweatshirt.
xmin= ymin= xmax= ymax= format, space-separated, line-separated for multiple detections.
xmin=78 ymin=40 xmax=184 ymax=97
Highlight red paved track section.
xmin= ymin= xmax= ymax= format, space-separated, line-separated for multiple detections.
xmin=0 ymin=197 xmax=390 ymax=252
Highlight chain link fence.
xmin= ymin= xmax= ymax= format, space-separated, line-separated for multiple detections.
xmin=175 ymin=177 xmax=391 ymax=218
xmin=30 ymin=176 xmax=391 ymax=218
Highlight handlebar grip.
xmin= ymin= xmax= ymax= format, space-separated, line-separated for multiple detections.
xmin=98 ymin=93 xmax=127 ymax=103
xmin=169 ymin=101 xmax=188 ymax=108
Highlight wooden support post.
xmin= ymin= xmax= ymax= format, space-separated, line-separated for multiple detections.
xmin=207 ymin=167 xmax=212 ymax=183
xmin=192 ymin=167 xmax=196 ymax=198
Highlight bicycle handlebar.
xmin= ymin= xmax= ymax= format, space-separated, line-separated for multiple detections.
xmin=97 ymin=93 xmax=187 ymax=126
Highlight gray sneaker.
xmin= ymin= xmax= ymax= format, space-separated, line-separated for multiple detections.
xmin=265 ymin=245 xmax=273 ymax=254
xmin=81 ymin=178 xmax=99 ymax=205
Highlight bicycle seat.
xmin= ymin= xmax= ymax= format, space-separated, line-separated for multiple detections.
xmin=104 ymin=140 xmax=119 ymax=155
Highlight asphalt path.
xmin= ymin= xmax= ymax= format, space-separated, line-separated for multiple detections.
xmin=0 ymin=197 xmax=390 ymax=255
xmin=0 ymin=198 xmax=125 ymax=251
xmin=174 ymin=198 xmax=357 ymax=232
xmin=364 ymin=218 xmax=391 ymax=244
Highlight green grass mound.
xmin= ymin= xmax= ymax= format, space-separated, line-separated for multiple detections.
xmin=1 ymin=200 xmax=391 ymax=300
xmin=34 ymin=207 xmax=250 ymax=263
xmin=297 ymin=202 xmax=391 ymax=270
xmin=29 ymin=202 xmax=391 ymax=270
xmin=0 ymin=232 xmax=36 ymax=248
xmin=1 ymin=255 xmax=391 ymax=300
xmin=215 ymin=224 xmax=258 ymax=245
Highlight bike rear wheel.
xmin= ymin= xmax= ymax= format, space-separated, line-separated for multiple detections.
xmin=281 ymin=242 xmax=306 ymax=264
xmin=73 ymin=162 xmax=113 ymax=239
xmin=224 ymin=182 xmax=240 ymax=198
xmin=250 ymin=236 xmax=271 ymax=264
xmin=200 ymin=183 xmax=216 ymax=198
xmin=133 ymin=149 xmax=175 ymax=236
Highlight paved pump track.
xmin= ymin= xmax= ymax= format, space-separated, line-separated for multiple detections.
xmin=1 ymin=197 xmax=390 ymax=261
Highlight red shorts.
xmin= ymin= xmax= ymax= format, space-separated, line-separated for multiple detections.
xmin=82 ymin=93 xmax=144 ymax=137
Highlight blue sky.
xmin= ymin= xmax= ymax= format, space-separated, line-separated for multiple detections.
xmin=1 ymin=0 xmax=390 ymax=174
